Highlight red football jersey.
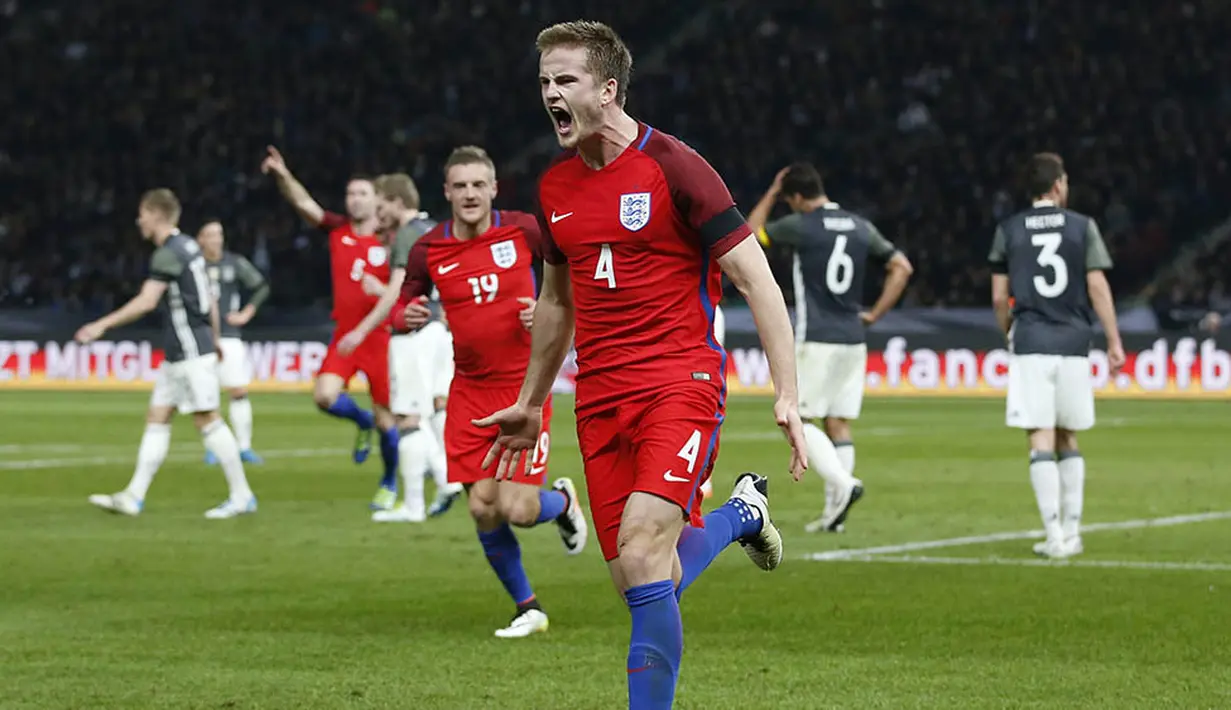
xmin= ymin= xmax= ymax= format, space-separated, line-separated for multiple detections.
xmin=401 ymin=211 xmax=542 ymax=385
xmin=537 ymin=124 xmax=751 ymax=413
xmin=321 ymin=211 xmax=390 ymax=328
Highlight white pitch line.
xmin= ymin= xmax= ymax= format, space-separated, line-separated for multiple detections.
xmin=822 ymin=555 xmax=1231 ymax=573
xmin=808 ymin=510 xmax=1231 ymax=561
xmin=0 ymin=447 xmax=347 ymax=471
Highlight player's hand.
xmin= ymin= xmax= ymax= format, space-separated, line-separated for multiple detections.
xmin=360 ymin=273 xmax=385 ymax=297
xmin=403 ymin=298 xmax=431 ymax=331
xmin=774 ymin=397 xmax=808 ymax=481
xmin=517 ymin=297 xmax=536 ymax=331
xmin=74 ymin=321 xmax=105 ymax=344
xmin=226 ymin=310 xmax=252 ymax=327
xmin=770 ymin=166 xmax=790 ymax=195
xmin=1107 ymin=341 xmax=1127 ymax=376
xmin=337 ymin=329 xmax=366 ymax=356
xmin=859 ymin=311 xmax=877 ymax=325
xmin=215 ymin=341 xmax=225 ymax=362
xmin=260 ymin=146 xmax=288 ymax=176
xmin=473 ymin=403 xmax=543 ymax=481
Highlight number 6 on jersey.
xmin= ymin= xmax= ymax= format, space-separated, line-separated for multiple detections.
xmin=594 ymin=243 xmax=616 ymax=289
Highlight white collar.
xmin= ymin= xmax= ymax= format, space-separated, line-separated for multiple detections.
xmin=822 ymin=202 xmax=841 ymax=210
xmin=1033 ymin=199 xmax=1056 ymax=208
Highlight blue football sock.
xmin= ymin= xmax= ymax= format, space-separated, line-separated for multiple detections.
xmin=378 ymin=428 xmax=399 ymax=490
xmin=675 ymin=498 xmax=761 ymax=599
xmin=534 ymin=489 xmax=568 ymax=524
xmin=477 ymin=524 xmax=536 ymax=606
xmin=626 ymin=580 xmax=683 ymax=710
xmin=322 ymin=393 xmax=374 ymax=430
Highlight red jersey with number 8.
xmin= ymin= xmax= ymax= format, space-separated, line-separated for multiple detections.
xmin=321 ymin=211 xmax=389 ymax=328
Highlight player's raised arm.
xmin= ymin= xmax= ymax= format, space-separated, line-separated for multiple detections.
xmin=260 ymin=146 xmax=335 ymax=228
xmin=861 ymin=224 xmax=914 ymax=324
xmin=988 ymin=226 xmax=1013 ymax=335
xmin=1083 ymin=219 xmax=1125 ymax=372
xmin=747 ymin=166 xmax=791 ymax=242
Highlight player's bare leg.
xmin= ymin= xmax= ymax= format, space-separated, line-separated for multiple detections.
xmin=427 ymin=397 xmax=463 ymax=517
xmin=802 ymin=417 xmax=863 ymax=533
xmin=207 ymin=386 xmax=262 ymax=465
xmin=467 ymin=479 xmax=549 ymax=638
xmin=617 ymin=481 xmax=780 ymax=708
xmin=1026 ymin=428 xmax=1074 ymax=558
xmin=313 ymin=373 xmax=376 ymax=464
xmin=369 ymin=404 xmax=401 ymax=510
xmin=1054 ymin=428 xmax=1085 ymax=556
xmin=498 ymin=478 xmax=586 ymax=555
xmin=372 ymin=413 xmax=428 ymax=522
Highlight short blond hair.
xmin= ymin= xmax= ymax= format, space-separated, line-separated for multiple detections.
xmin=374 ymin=173 xmax=421 ymax=210
xmin=140 ymin=188 xmax=181 ymax=223
xmin=443 ymin=146 xmax=496 ymax=178
xmin=536 ymin=21 xmax=633 ymax=106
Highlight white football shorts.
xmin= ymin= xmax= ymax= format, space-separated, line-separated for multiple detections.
xmin=151 ymin=353 xmax=221 ymax=415
xmin=797 ymin=341 xmax=867 ymax=420
xmin=1005 ymin=354 xmax=1095 ymax=431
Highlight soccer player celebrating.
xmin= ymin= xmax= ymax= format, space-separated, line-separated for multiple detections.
xmin=196 ymin=221 xmax=270 ymax=465
xmin=79 ymin=190 xmax=257 ymax=519
xmin=988 ymin=153 xmax=1125 ymax=559
xmin=748 ymin=162 xmax=914 ymax=533
xmin=340 ymin=173 xmax=461 ymax=522
xmin=261 ymin=147 xmax=401 ymax=511
xmin=476 ymin=22 xmax=807 ymax=707
xmin=398 ymin=146 xmax=587 ymax=638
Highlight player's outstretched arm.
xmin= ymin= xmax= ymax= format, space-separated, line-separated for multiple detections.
xmin=718 ymin=237 xmax=807 ymax=479
xmin=75 ymin=279 xmax=167 ymax=343
xmin=260 ymin=146 xmax=327 ymax=227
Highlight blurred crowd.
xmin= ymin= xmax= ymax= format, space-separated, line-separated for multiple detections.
xmin=2 ymin=0 xmax=1229 ymax=328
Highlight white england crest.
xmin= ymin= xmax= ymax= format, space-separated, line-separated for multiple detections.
xmin=368 ymin=245 xmax=387 ymax=266
xmin=491 ymin=239 xmax=518 ymax=269
xmin=619 ymin=192 xmax=652 ymax=232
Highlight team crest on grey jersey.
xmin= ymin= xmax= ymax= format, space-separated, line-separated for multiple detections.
xmin=619 ymin=192 xmax=651 ymax=232
xmin=368 ymin=245 xmax=388 ymax=267
xmin=490 ymin=240 xmax=518 ymax=269
xmin=222 ymin=265 xmax=235 ymax=281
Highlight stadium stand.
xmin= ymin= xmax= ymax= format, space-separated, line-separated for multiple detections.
xmin=2 ymin=0 xmax=1228 ymax=317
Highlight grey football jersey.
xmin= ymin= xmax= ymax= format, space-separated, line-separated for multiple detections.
xmin=391 ymin=215 xmax=438 ymax=270
xmin=149 ymin=232 xmax=215 ymax=362
xmin=988 ymin=202 xmax=1113 ymax=356
xmin=762 ymin=204 xmax=898 ymax=344
xmin=206 ymin=251 xmax=269 ymax=338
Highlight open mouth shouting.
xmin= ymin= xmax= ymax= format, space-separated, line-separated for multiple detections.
xmin=548 ymin=105 xmax=574 ymax=138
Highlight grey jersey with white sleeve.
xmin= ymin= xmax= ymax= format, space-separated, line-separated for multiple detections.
xmin=149 ymin=232 xmax=215 ymax=362
xmin=206 ymin=251 xmax=269 ymax=338
xmin=761 ymin=203 xmax=899 ymax=344
xmin=988 ymin=202 xmax=1114 ymax=356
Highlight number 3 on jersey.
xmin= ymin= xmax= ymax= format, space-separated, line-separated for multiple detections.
xmin=594 ymin=244 xmax=616 ymax=289
xmin=1031 ymin=232 xmax=1068 ymax=298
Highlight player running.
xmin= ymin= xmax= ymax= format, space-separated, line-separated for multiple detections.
xmin=988 ymin=153 xmax=1125 ymax=559
xmin=748 ymin=162 xmax=913 ymax=533
xmin=398 ymin=146 xmax=587 ymax=638
xmin=261 ymin=147 xmax=401 ymax=511
xmin=476 ymin=22 xmax=807 ymax=707
xmin=78 ymin=190 xmax=257 ymax=519
xmin=340 ymin=172 xmax=462 ymax=522
xmin=196 ymin=221 xmax=270 ymax=465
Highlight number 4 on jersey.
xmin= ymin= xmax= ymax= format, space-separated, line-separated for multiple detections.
xmin=594 ymin=244 xmax=616 ymax=289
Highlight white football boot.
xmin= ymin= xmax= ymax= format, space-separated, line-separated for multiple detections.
xmin=730 ymin=473 xmax=783 ymax=571
xmin=1033 ymin=536 xmax=1083 ymax=559
xmin=204 ymin=497 xmax=258 ymax=520
xmin=551 ymin=478 xmax=588 ymax=556
xmin=372 ymin=505 xmax=426 ymax=523
xmin=88 ymin=491 xmax=143 ymax=517
xmin=805 ymin=478 xmax=864 ymax=533
xmin=494 ymin=608 xmax=549 ymax=639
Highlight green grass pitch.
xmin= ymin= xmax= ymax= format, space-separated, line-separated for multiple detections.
xmin=2 ymin=392 xmax=1229 ymax=709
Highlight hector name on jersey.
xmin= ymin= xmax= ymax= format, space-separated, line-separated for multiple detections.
xmin=398 ymin=211 xmax=543 ymax=386
xmin=321 ymin=211 xmax=391 ymax=328
xmin=536 ymin=124 xmax=751 ymax=413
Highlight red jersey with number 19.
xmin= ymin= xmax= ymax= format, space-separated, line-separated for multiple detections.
xmin=321 ymin=211 xmax=389 ymax=328
xmin=536 ymin=124 xmax=752 ymax=414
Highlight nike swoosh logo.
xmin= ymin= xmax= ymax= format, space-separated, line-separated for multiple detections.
xmin=662 ymin=470 xmax=691 ymax=483
xmin=342 ymin=237 xmax=357 ymax=245
xmin=437 ymin=263 xmax=460 ymax=275
xmin=550 ymin=211 xmax=573 ymax=224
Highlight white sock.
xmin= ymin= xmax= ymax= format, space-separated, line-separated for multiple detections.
xmin=428 ymin=410 xmax=454 ymax=490
xmin=202 ymin=419 xmax=253 ymax=502
xmin=228 ymin=396 xmax=254 ymax=451
xmin=398 ymin=428 xmax=430 ymax=516
xmin=1029 ymin=453 xmax=1064 ymax=542
xmin=803 ymin=423 xmax=856 ymax=487
xmin=834 ymin=441 xmax=855 ymax=475
xmin=125 ymin=423 xmax=171 ymax=501
xmin=1058 ymin=452 xmax=1085 ymax=540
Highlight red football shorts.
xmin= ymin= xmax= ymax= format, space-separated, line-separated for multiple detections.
xmin=446 ymin=380 xmax=552 ymax=486
xmin=319 ymin=328 xmax=391 ymax=407
xmin=577 ymin=381 xmax=724 ymax=561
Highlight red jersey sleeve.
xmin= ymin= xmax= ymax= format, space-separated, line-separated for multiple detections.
xmin=320 ymin=211 xmax=348 ymax=231
xmin=534 ymin=159 xmax=572 ymax=265
xmin=645 ymin=134 xmax=752 ymax=257
xmin=400 ymin=238 xmax=433 ymax=300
